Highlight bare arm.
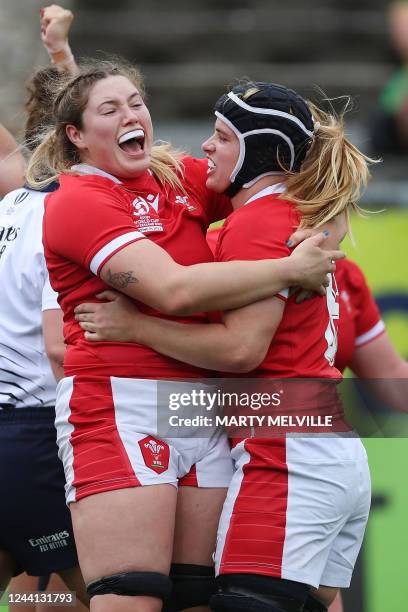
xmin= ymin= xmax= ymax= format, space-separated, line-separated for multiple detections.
xmin=0 ymin=124 xmax=25 ymax=196
xmin=99 ymin=233 xmax=343 ymax=316
xmin=40 ymin=4 xmax=79 ymax=76
xmin=77 ymin=290 xmax=284 ymax=373
xmin=42 ymin=308 xmax=65 ymax=381
xmin=349 ymin=332 xmax=408 ymax=412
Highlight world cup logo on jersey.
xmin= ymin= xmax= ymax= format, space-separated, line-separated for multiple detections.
xmin=131 ymin=195 xmax=163 ymax=233
xmin=139 ymin=436 xmax=170 ymax=473
xmin=132 ymin=196 xmax=150 ymax=216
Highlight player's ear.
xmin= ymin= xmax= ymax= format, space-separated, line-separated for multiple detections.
xmin=66 ymin=124 xmax=87 ymax=150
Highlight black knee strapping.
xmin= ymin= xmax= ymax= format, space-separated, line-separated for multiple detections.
xmin=162 ymin=564 xmax=216 ymax=612
xmin=86 ymin=571 xmax=172 ymax=601
xmin=210 ymin=574 xmax=308 ymax=612
xmin=303 ymin=594 xmax=328 ymax=612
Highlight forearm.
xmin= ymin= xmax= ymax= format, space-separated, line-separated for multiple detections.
xmin=164 ymin=232 xmax=341 ymax=314
xmin=166 ymin=257 xmax=294 ymax=315
xmin=375 ymin=359 xmax=408 ymax=413
xmin=48 ymin=356 xmax=64 ymax=382
xmin=41 ymin=5 xmax=79 ymax=76
xmin=351 ymin=338 xmax=408 ymax=413
xmin=102 ymin=233 xmax=339 ymax=315
xmin=48 ymin=46 xmax=79 ymax=75
xmin=44 ymin=341 xmax=65 ymax=381
xmin=103 ymin=252 xmax=294 ymax=316
xmin=356 ymin=377 xmax=408 ymax=414
xmin=131 ymin=315 xmax=255 ymax=372
xmin=76 ymin=291 xmax=281 ymax=369
xmin=385 ymin=377 xmax=408 ymax=413
xmin=43 ymin=309 xmax=65 ymax=382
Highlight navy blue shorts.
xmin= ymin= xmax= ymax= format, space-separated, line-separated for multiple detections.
xmin=0 ymin=407 xmax=78 ymax=576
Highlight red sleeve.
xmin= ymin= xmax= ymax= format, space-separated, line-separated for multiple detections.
xmin=216 ymin=198 xmax=296 ymax=300
xmin=43 ymin=176 xmax=145 ymax=275
xmin=182 ymin=157 xmax=233 ymax=225
xmin=341 ymin=259 xmax=385 ymax=347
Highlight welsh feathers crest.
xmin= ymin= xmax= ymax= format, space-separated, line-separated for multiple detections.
xmin=139 ymin=436 xmax=170 ymax=473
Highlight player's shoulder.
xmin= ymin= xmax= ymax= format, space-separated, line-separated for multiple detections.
xmin=48 ymin=173 xmax=123 ymax=211
xmin=225 ymin=192 xmax=298 ymax=234
xmin=58 ymin=172 xmax=118 ymax=193
xmin=252 ymin=192 xmax=297 ymax=221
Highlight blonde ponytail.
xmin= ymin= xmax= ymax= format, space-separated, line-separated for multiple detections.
xmin=25 ymin=129 xmax=59 ymax=189
xmin=150 ymin=143 xmax=186 ymax=192
xmin=284 ymin=102 xmax=377 ymax=229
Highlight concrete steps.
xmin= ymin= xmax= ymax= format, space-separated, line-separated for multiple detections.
xmin=71 ymin=1 xmax=392 ymax=119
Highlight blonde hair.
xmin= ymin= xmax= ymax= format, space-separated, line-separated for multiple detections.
xmin=237 ymin=82 xmax=375 ymax=230
xmin=284 ymin=100 xmax=376 ymax=229
xmin=26 ymin=58 xmax=185 ymax=191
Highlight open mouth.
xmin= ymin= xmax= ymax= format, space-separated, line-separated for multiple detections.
xmin=207 ymin=158 xmax=216 ymax=173
xmin=118 ymin=129 xmax=145 ymax=155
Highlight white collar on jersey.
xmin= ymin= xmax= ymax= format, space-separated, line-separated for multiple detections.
xmin=70 ymin=164 xmax=154 ymax=184
xmin=243 ymin=182 xmax=286 ymax=206
xmin=71 ymin=163 xmax=123 ymax=184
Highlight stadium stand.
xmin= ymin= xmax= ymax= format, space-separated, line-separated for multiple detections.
xmin=70 ymin=0 xmax=408 ymax=204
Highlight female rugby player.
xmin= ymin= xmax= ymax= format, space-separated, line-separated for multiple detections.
xmin=74 ymin=81 xmax=374 ymax=612
xmin=26 ymin=63 xmax=341 ymax=612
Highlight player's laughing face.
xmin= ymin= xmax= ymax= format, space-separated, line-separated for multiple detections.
xmin=66 ymin=75 xmax=153 ymax=179
xmin=202 ymin=118 xmax=240 ymax=193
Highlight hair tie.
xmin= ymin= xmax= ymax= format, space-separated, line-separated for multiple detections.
xmin=314 ymin=121 xmax=321 ymax=133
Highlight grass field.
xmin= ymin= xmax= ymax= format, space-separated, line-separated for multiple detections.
xmin=344 ymin=211 xmax=408 ymax=611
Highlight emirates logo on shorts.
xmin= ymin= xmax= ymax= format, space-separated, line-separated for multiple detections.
xmin=139 ymin=436 xmax=169 ymax=473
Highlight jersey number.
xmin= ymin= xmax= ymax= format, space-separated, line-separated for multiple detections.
xmin=324 ymin=274 xmax=340 ymax=366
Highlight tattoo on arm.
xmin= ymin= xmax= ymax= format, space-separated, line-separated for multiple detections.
xmin=107 ymin=269 xmax=139 ymax=290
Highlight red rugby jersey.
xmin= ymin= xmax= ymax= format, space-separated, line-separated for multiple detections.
xmin=43 ymin=157 xmax=231 ymax=378
xmin=334 ymin=259 xmax=385 ymax=373
xmin=207 ymin=228 xmax=385 ymax=375
xmin=215 ymin=185 xmax=341 ymax=379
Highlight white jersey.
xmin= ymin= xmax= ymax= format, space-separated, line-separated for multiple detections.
xmin=0 ymin=187 xmax=59 ymax=408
